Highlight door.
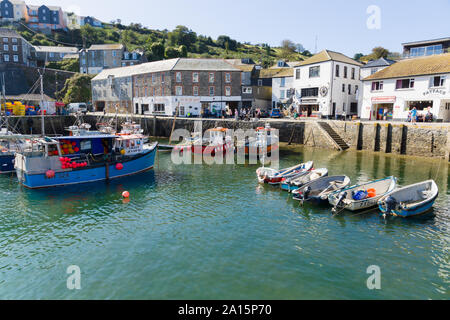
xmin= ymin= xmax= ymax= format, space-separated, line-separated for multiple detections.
xmin=332 ymin=103 xmax=336 ymax=117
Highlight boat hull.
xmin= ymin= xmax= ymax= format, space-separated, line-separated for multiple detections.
xmin=378 ymin=194 xmax=437 ymax=218
xmin=0 ymin=154 xmax=15 ymax=174
xmin=17 ymin=147 xmax=157 ymax=189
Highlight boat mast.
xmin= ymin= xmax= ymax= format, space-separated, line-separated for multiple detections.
xmin=39 ymin=71 xmax=45 ymax=136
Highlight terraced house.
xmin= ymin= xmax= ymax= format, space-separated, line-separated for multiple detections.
xmin=92 ymin=58 xmax=242 ymax=116
xmin=25 ymin=4 xmax=66 ymax=32
xmin=0 ymin=0 xmax=27 ymax=22
xmin=0 ymin=27 xmax=35 ymax=66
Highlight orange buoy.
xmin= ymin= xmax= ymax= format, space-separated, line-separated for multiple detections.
xmin=122 ymin=191 xmax=130 ymax=198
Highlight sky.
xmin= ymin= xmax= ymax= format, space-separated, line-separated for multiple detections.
xmin=25 ymin=0 xmax=450 ymax=57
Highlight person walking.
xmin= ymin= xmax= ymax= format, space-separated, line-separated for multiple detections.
xmin=411 ymin=107 xmax=417 ymax=125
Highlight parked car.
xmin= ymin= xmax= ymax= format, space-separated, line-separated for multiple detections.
xmin=270 ymin=108 xmax=282 ymax=118
xmin=68 ymin=103 xmax=88 ymax=114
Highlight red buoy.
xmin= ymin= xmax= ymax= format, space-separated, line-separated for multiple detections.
xmin=116 ymin=163 xmax=124 ymax=170
xmin=122 ymin=191 xmax=130 ymax=198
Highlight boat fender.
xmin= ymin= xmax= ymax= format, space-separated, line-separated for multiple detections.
xmin=116 ymin=163 xmax=124 ymax=171
xmin=45 ymin=170 xmax=55 ymax=179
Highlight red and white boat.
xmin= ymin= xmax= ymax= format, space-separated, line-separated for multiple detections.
xmin=196 ymin=127 xmax=234 ymax=156
xmin=256 ymin=161 xmax=314 ymax=185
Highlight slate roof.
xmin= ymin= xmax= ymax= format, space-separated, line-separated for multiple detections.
xmin=362 ymin=58 xmax=396 ymax=69
xmin=88 ymin=44 xmax=124 ymax=51
xmin=34 ymin=46 xmax=79 ymax=54
xmin=173 ymin=58 xmax=240 ymax=71
xmin=0 ymin=28 xmax=20 ymax=38
xmin=363 ymin=53 xmax=450 ymax=81
xmin=298 ymin=50 xmax=363 ymax=67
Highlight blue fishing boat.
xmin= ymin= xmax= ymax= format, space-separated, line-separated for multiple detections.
xmin=378 ymin=180 xmax=438 ymax=218
xmin=15 ymin=132 xmax=158 ymax=189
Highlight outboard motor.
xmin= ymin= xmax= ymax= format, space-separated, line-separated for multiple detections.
xmin=382 ymin=196 xmax=398 ymax=218
xmin=331 ymin=192 xmax=347 ymax=214
xmin=302 ymin=186 xmax=311 ymax=200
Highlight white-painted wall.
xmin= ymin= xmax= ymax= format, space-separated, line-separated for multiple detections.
xmin=292 ymin=61 xmax=362 ymax=117
xmin=272 ymin=76 xmax=293 ymax=108
xmin=361 ymin=73 xmax=450 ymax=121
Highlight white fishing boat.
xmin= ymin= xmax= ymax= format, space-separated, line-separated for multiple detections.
xmin=281 ymin=168 xmax=328 ymax=192
xmin=292 ymin=175 xmax=351 ymax=204
xmin=329 ymin=176 xmax=397 ymax=213
xmin=256 ymin=161 xmax=313 ymax=185
xmin=378 ymin=180 xmax=438 ymax=218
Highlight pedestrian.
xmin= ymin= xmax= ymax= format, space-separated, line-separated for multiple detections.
xmin=411 ymin=107 xmax=417 ymax=125
xmin=234 ymin=109 xmax=239 ymax=121
xmin=342 ymin=111 xmax=346 ymax=121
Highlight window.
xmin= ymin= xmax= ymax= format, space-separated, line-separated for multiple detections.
xmin=344 ymin=66 xmax=348 ymax=78
xmin=371 ymin=68 xmax=378 ymax=75
xmin=60 ymin=53 xmax=64 ymax=58
xmin=209 ymin=73 xmax=215 ymax=83
xmin=295 ymin=69 xmax=300 ymax=80
xmin=301 ymin=87 xmax=319 ymax=97
xmin=396 ymin=78 xmax=414 ymax=89
xmin=152 ymin=74 xmax=156 ymax=84
xmin=335 ymin=65 xmax=340 ymax=77
xmin=350 ymin=103 xmax=358 ymax=114
xmin=154 ymin=104 xmax=165 ymax=113
xmin=411 ymin=44 xmax=443 ymax=57
xmin=280 ymin=78 xmax=286 ymax=87
xmin=257 ymin=79 xmax=263 ymax=86
xmin=49 ymin=52 xmax=54 ymax=58
xmin=209 ymin=86 xmax=215 ymax=96
xmin=225 ymin=86 xmax=231 ymax=96
xmin=348 ymin=84 xmax=351 ymax=94
xmin=2 ymin=38 xmax=8 ymax=43
xmin=3 ymin=44 xmax=9 ymax=51
xmin=13 ymin=55 xmax=18 ymax=62
xmin=112 ymin=50 xmax=116 ymax=57
xmin=371 ymin=81 xmax=383 ymax=91
xmin=225 ymin=73 xmax=231 ymax=83
xmin=192 ymin=72 xmax=199 ymax=83
xmin=430 ymin=76 xmax=445 ymax=88
xmin=176 ymin=72 xmax=182 ymax=82
xmin=242 ymin=87 xmax=252 ymax=94
xmin=342 ymin=84 xmax=345 ymax=92
xmin=309 ymin=66 xmax=320 ymax=78
xmin=280 ymin=90 xmax=285 ymax=99
xmin=355 ymin=85 xmax=359 ymax=94
xmin=351 ymin=68 xmax=355 ymax=80
xmin=161 ymin=73 xmax=165 ymax=83
xmin=12 ymin=45 xmax=17 ymax=52
xmin=4 ymin=54 xmax=9 ymax=62
xmin=176 ymin=86 xmax=183 ymax=96
xmin=12 ymin=38 xmax=17 ymax=43
xmin=193 ymin=86 xmax=199 ymax=96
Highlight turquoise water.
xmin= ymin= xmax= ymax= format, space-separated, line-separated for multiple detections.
xmin=0 ymin=146 xmax=449 ymax=299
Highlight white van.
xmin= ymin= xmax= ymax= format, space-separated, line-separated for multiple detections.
xmin=68 ymin=103 xmax=88 ymax=114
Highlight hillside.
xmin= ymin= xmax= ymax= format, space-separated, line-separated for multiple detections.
xmin=14 ymin=22 xmax=309 ymax=68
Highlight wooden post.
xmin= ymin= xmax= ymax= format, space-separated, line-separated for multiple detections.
xmin=169 ymin=102 xmax=180 ymax=144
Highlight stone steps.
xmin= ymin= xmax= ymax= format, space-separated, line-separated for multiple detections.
xmin=318 ymin=122 xmax=349 ymax=150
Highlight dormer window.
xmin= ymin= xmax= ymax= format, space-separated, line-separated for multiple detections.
xmin=396 ymin=78 xmax=414 ymax=90
xmin=277 ymin=61 xmax=284 ymax=67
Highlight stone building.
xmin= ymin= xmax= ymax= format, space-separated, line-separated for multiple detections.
xmin=0 ymin=27 xmax=35 ymax=66
xmin=92 ymin=58 xmax=243 ymax=116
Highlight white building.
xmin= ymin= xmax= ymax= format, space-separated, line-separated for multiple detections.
xmin=292 ymin=50 xmax=363 ymax=118
xmin=272 ymin=68 xmax=294 ymax=108
xmin=360 ymin=58 xmax=396 ymax=80
xmin=361 ymin=53 xmax=450 ymax=122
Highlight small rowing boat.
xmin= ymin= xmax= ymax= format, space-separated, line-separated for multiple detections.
xmin=292 ymin=175 xmax=351 ymax=204
xmin=328 ymin=176 xmax=397 ymax=213
xmin=378 ymin=180 xmax=438 ymax=218
xmin=281 ymin=168 xmax=328 ymax=192
xmin=256 ymin=161 xmax=313 ymax=185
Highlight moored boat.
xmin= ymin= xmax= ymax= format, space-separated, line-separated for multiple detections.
xmin=256 ymin=161 xmax=313 ymax=185
xmin=281 ymin=168 xmax=328 ymax=192
xmin=193 ymin=127 xmax=234 ymax=157
xmin=328 ymin=176 xmax=397 ymax=213
xmin=292 ymin=175 xmax=351 ymax=204
xmin=378 ymin=180 xmax=438 ymax=218
xmin=15 ymin=132 xmax=158 ymax=189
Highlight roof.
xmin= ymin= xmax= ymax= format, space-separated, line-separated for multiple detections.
xmin=63 ymin=53 xmax=79 ymax=60
xmin=402 ymin=37 xmax=450 ymax=47
xmin=258 ymin=68 xmax=285 ymax=79
xmin=88 ymin=44 xmax=124 ymax=51
xmin=362 ymin=58 xmax=396 ymax=69
xmin=173 ymin=58 xmax=240 ymax=71
xmin=9 ymin=0 xmax=26 ymax=5
xmin=363 ymin=53 xmax=450 ymax=81
xmin=34 ymin=46 xmax=79 ymax=54
xmin=225 ymin=59 xmax=255 ymax=72
xmin=5 ymin=94 xmax=54 ymax=102
xmin=93 ymin=58 xmax=180 ymax=80
xmin=272 ymin=68 xmax=294 ymax=78
xmin=0 ymin=28 xmax=20 ymax=38
xmin=298 ymin=50 xmax=363 ymax=67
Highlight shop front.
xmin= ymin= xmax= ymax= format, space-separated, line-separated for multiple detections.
xmin=298 ymin=98 xmax=320 ymax=118
xmin=370 ymin=96 xmax=396 ymax=120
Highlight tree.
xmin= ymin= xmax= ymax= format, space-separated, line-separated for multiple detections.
xmin=353 ymin=53 xmax=364 ymax=61
xmin=47 ymin=59 xmax=79 ymax=72
xmin=295 ymin=43 xmax=305 ymax=53
xmin=56 ymin=74 xmax=94 ymax=104
xmin=217 ymin=35 xmax=237 ymax=51
xmin=279 ymin=39 xmax=296 ymax=59
xmin=372 ymin=46 xmax=389 ymax=59
xmin=165 ymin=46 xmax=181 ymax=59
xmin=179 ymin=45 xmax=188 ymax=58
xmin=150 ymin=42 xmax=165 ymax=60
xmin=167 ymin=25 xmax=197 ymax=50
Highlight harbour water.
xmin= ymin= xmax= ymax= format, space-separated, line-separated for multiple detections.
xmin=0 ymin=144 xmax=449 ymax=299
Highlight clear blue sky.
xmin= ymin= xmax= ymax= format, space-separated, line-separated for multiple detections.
xmin=27 ymin=0 xmax=450 ymax=57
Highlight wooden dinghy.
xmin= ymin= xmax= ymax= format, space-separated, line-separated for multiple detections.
xmin=292 ymin=175 xmax=351 ymax=204
xmin=256 ymin=161 xmax=313 ymax=185
xmin=378 ymin=180 xmax=438 ymax=218
xmin=328 ymin=176 xmax=397 ymax=213
xmin=281 ymin=168 xmax=328 ymax=192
